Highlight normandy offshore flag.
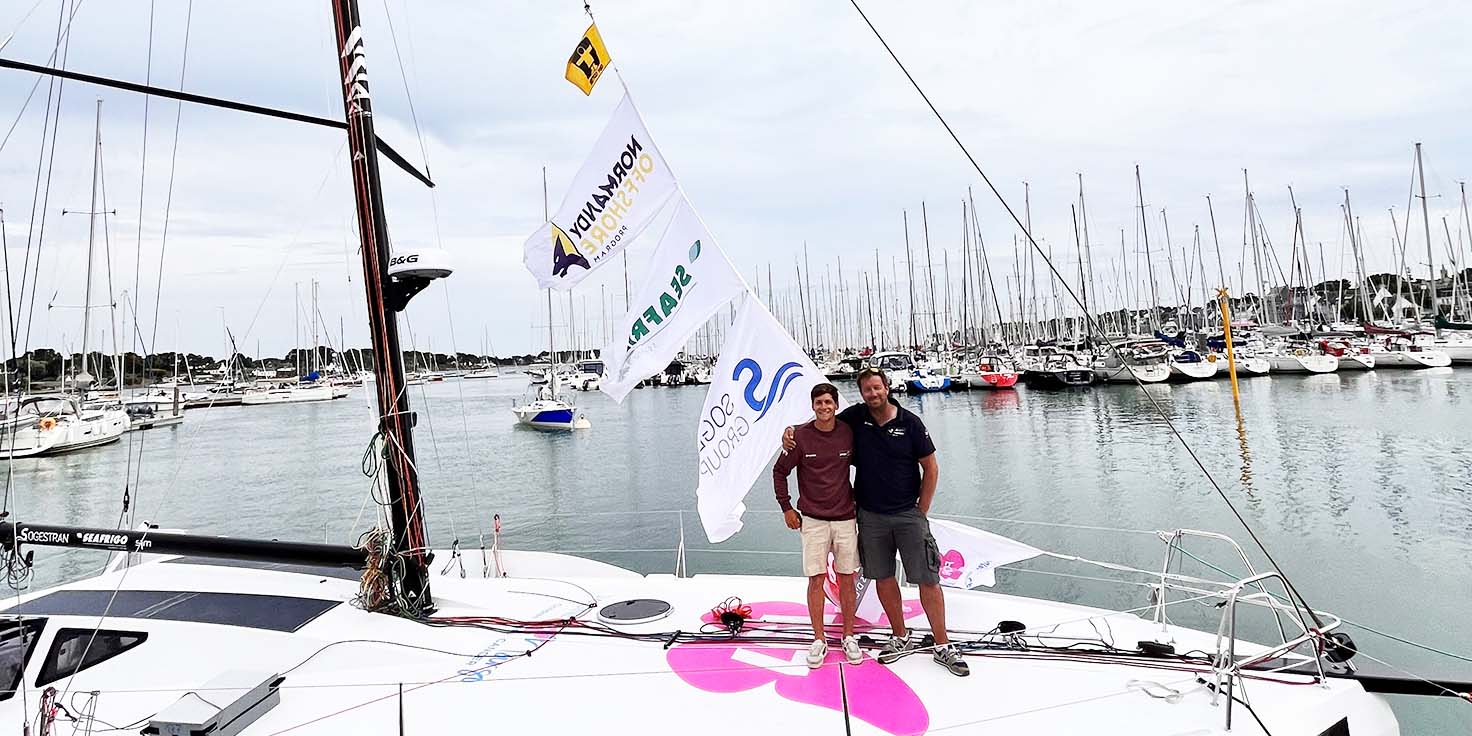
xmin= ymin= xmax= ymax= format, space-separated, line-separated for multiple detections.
xmin=523 ymin=92 xmax=679 ymax=290
xmin=599 ymin=197 xmax=747 ymax=403
xmin=565 ymin=22 xmax=612 ymax=96
xmin=696 ymin=293 xmax=831 ymax=543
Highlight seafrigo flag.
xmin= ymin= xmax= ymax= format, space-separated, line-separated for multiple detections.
xmin=566 ymin=22 xmax=612 ymax=96
xmin=696 ymin=293 xmax=832 ymax=543
xmin=851 ymin=519 xmax=1042 ymax=621
xmin=522 ymin=92 xmax=679 ymax=291
xmin=598 ymin=197 xmax=747 ymax=403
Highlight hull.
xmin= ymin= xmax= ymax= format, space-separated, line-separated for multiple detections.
xmin=1225 ymin=356 xmax=1271 ymax=375
xmin=1434 ymin=342 xmax=1472 ymax=364
xmin=0 ymin=409 xmax=129 ymax=458
xmin=512 ymin=400 xmax=589 ymax=431
xmin=1337 ymin=353 xmax=1375 ymax=371
xmin=966 ymin=371 xmax=1019 ymax=389
xmin=1266 ymin=353 xmax=1339 ymax=374
xmin=1093 ymin=363 xmax=1170 ymax=384
xmin=0 ymin=546 xmax=1399 ymax=736
xmin=1371 ymin=350 xmax=1451 ymax=368
xmin=463 ymin=369 xmax=500 ymax=379
xmin=240 ymin=385 xmax=337 ymax=405
xmin=1022 ymin=369 xmax=1095 ymax=389
xmin=1167 ymin=358 xmax=1219 ymax=382
xmin=906 ymin=375 xmax=952 ymax=393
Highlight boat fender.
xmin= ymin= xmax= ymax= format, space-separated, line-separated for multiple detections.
xmin=1321 ymin=631 xmax=1357 ymax=663
xmin=1137 ymin=640 xmax=1177 ymax=658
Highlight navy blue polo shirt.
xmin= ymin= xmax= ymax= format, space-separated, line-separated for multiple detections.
xmin=838 ymin=398 xmax=937 ymax=514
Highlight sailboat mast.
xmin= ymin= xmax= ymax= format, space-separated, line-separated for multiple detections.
xmin=80 ymin=100 xmax=103 ymax=384
xmin=1416 ymin=143 xmax=1436 ymax=318
xmin=330 ymin=0 xmax=430 ymax=609
xmin=543 ymin=167 xmax=558 ymax=400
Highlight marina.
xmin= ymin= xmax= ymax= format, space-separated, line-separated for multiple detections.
xmin=0 ymin=1 xmax=1469 ymax=734
xmin=9 ymin=373 xmax=1472 ymax=733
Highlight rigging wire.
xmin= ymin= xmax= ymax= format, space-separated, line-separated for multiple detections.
xmin=843 ymin=0 xmax=1326 ymax=631
xmin=120 ymin=0 xmax=158 ymax=531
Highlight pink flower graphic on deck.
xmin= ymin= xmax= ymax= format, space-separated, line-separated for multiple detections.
xmin=666 ymin=600 xmax=930 ymax=735
xmin=668 ymin=600 xmax=930 ymax=733
xmin=938 ymin=549 xmax=966 ymax=581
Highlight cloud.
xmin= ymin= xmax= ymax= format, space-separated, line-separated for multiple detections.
xmin=0 ymin=0 xmax=1468 ymax=357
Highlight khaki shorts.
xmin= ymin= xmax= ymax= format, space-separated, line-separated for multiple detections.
xmin=800 ymin=517 xmax=859 ymax=577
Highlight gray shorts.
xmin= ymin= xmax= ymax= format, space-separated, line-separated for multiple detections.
xmin=856 ymin=507 xmax=940 ymax=585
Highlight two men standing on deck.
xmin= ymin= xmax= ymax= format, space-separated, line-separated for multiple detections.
xmin=772 ymin=368 xmax=969 ymax=676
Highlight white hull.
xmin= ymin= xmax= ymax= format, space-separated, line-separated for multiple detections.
xmin=0 ymin=543 xmax=1398 ymax=735
xmin=0 ymin=407 xmax=128 ymax=458
xmin=240 ymin=385 xmax=338 ymax=405
xmin=1434 ymin=342 xmax=1472 ymax=364
xmin=1337 ymin=353 xmax=1375 ymax=370
xmin=1231 ymin=356 xmax=1271 ymax=375
xmin=511 ymin=399 xmax=590 ymax=431
xmin=463 ymin=368 xmax=500 ymax=379
xmin=1092 ymin=363 xmax=1170 ymax=383
xmin=1265 ymin=353 xmax=1339 ymax=374
xmin=1371 ymin=350 xmax=1451 ymax=369
xmin=1167 ymin=358 xmax=1219 ymax=381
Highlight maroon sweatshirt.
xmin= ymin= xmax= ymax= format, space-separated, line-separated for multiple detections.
xmin=773 ymin=420 xmax=855 ymax=521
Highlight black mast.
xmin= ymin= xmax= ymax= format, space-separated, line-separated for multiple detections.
xmin=330 ymin=0 xmax=432 ymax=610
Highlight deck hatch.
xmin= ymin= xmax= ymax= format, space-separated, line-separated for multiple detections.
xmin=3 ymin=591 xmax=338 ymax=632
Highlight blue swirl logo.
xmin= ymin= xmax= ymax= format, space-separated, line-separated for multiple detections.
xmin=733 ymin=358 xmax=803 ymax=422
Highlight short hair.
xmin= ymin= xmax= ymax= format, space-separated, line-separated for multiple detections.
xmin=810 ymin=382 xmax=839 ymax=404
xmin=856 ymin=367 xmax=887 ymax=388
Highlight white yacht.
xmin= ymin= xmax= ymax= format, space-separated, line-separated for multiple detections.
xmin=0 ymin=396 xmax=128 ymax=457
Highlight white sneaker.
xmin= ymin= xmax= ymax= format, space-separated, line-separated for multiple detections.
xmin=806 ymin=639 xmax=828 ymax=669
xmin=842 ymin=635 xmax=863 ymax=664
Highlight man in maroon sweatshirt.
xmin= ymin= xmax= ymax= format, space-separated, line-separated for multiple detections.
xmin=773 ymin=382 xmax=861 ymax=669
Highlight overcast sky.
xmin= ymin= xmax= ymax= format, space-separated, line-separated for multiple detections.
xmin=0 ymin=1 xmax=1468 ymax=358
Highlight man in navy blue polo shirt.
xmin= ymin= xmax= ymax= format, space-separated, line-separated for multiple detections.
xmin=783 ymin=367 xmax=967 ymax=676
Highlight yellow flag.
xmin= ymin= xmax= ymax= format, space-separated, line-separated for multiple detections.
xmin=565 ymin=23 xmax=612 ymax=96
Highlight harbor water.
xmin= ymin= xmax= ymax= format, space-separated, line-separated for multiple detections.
xmin=11 ymin=372 xmax=1472 ymax=733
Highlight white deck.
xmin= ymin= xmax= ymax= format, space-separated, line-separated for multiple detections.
xmin=0 ymin=548 xmax=1396 ymax=735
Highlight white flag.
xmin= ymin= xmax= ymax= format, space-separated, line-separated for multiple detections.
xmin=696 ymin=293 xmax=827 ymax=543
xmin=523 ymin=93 xmax=679 ymax=290
xmin=599 ymin=198 xmax=747 ymax=402
xmin=928 ymin=519 xmax=1042 ymax=589
xmin=849 ymin=520 xmax=1041 ymax=621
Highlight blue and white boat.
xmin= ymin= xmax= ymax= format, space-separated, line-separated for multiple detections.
xmin=905 ymin=369 xmax=952 ymax=393
xmin=512 ymin=397 xmax=590 ymax=431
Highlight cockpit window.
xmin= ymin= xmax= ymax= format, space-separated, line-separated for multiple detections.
xmin=36 ymin=629 xmax=147 ymax=686
xmin=0 ymin=618 xmax=45 ymax=702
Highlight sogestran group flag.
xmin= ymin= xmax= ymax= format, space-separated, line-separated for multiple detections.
xmin=522 ymin=92 xmax=679 ymax=291
xmin=695 ymin=293 xmax=831 ymax=543
xmin=598 ymin=197 xmax=748 ymax=403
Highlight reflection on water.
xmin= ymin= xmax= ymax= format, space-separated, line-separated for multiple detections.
xmin=8 ymin=370 xmax=1472 ymax=731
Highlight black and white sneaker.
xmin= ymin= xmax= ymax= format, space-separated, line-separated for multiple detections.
xmin=877 ymin=634 xmax=916 ymax=664
xmin=933 ymin=643 xmax=970 ymax=677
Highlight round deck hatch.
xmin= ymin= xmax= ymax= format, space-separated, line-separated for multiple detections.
xmin=597 ymin=598 xmax=672 ymax=625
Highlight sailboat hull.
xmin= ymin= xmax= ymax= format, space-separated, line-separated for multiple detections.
xmin=1093 ymin=364 xmax=1170 ymax=384
xmin=1167 ymin=356 xmax=1219 ymax=382
xmin=0 ymin=546 xmax=1400 ymax=735
xmin=1371 ymin=350 xmax=1451 ymax=368
xmin=1266 ymin=353 xmax=1339 ymax=373
xmin=512 ymin=400 xmax=589 ymax=431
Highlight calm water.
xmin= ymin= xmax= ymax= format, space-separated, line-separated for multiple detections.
xmin=8 ymin=371 xmax=1471 ymax=733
